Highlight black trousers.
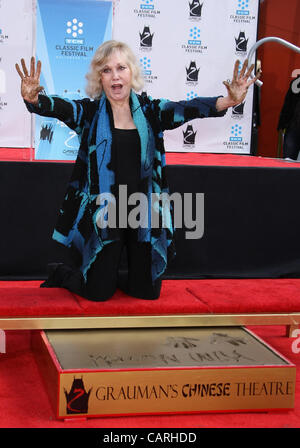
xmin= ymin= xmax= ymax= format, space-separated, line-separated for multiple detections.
xmin=283 ymin=122 xmax=300 ymax=160
xmin=42 ymin=229 xmax=162 ymax=302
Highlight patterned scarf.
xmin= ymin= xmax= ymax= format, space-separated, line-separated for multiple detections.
xmin=82 ymin=90 xmax=175 ymax=283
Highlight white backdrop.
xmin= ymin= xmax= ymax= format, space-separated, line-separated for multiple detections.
xmin=114 ymin=0 xmax=259 ymax=153
xmin=0 ymin=0 xmax=259 ymax=153
xmin=0 ymin=0 xmax=33 ymax=147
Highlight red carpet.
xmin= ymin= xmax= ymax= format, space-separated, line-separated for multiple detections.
xmin=2 ymin=148 xmax=300 ymax=168
xmin=0 ymin=279 xmax=300 ymax=427
xmin=1 ymin=279 xmax=300 ymax=317
xmin=0 ymin=325 xmax=299 ymax=428
xmin=166 ymin=152 xmax=300 ymax=168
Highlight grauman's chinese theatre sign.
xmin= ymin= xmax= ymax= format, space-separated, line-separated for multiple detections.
xmin=32 ymin=327 xmax=296 ymax=419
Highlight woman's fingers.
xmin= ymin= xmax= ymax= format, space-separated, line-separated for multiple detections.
xmin=232 ymin=60 xmax=240 ymax=81
xmin=15 ymin=63 xmax=24 ymax=79
xmin=223 ymin=80 xmax=230 ymax=90
xmin=239 ymin=59 xmax=248 ymax=78
xmin=244 ymin=63 xmax=255 ymax=79
xmin=30 ymin=56 xmax=35 ymax=77
xmin=246 ymin=71 xmax=261 ymax=88
xmin=35 ymin=59 xmax=42 ymax=79
xmin=16 ymin=57 xmax=41 ymax=80
xmin=21 ymin=58 xmax=29 ymax=77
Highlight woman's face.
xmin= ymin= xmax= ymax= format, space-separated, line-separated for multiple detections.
xmin=100 ymin=49 xmax=132 ymax=104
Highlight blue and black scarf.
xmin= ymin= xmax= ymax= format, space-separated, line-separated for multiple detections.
xmin=53 ymin=90 xmax=175 ymax=283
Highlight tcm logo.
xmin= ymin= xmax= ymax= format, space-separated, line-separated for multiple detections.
xmin=236 ymin=0 xmax=250 ymax=15
xmin=188 ymin=26 xmax=201 ymax=45
xmin=140 ymin=56 xmax=151 ymax=75
xmin=186 ymin=90 xmax=199 ymax=101
xmin=183 ymin=124 xmax=197 ymax=146
xmin=0 ymin=330 xmax=5 ymax=354
xmin=232 ymin=101 xmax=245 ymax=117
xmin=235 ymin=31 xmax=248 ymax=53
xmin=189 ymin=0 xmax=203 ymax=18
xmin=139 ymin=26 xmax=154 ymax=48
xmin=65 ymin=18 xmax=84 ymax=44
xmin=230 ymin=124 xmax=243 ymax=142
xmin=140 ymin=0 xmax=154 ymax=10
xmin=186 ymin=61 xmax=200 ymax=82
xmin=64 ymin=377 xmax=92 ymax=414
xmin=66 ymin=18 xmax=83 ymax=38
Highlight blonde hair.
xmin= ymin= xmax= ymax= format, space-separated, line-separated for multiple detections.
xmin=85 ymin=40 xmax=144 ymax=99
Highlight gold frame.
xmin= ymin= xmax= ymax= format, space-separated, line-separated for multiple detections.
xmin=1 ymin=311 xmax=300 ymax=330
xmin=32 ymin=327 xmax=296 ymax=418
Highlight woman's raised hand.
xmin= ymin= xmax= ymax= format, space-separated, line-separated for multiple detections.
xmin=223 ymin=59 xmax=261 ymax=106
xmin=15 ymin=57 xmax=44 ymax=104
